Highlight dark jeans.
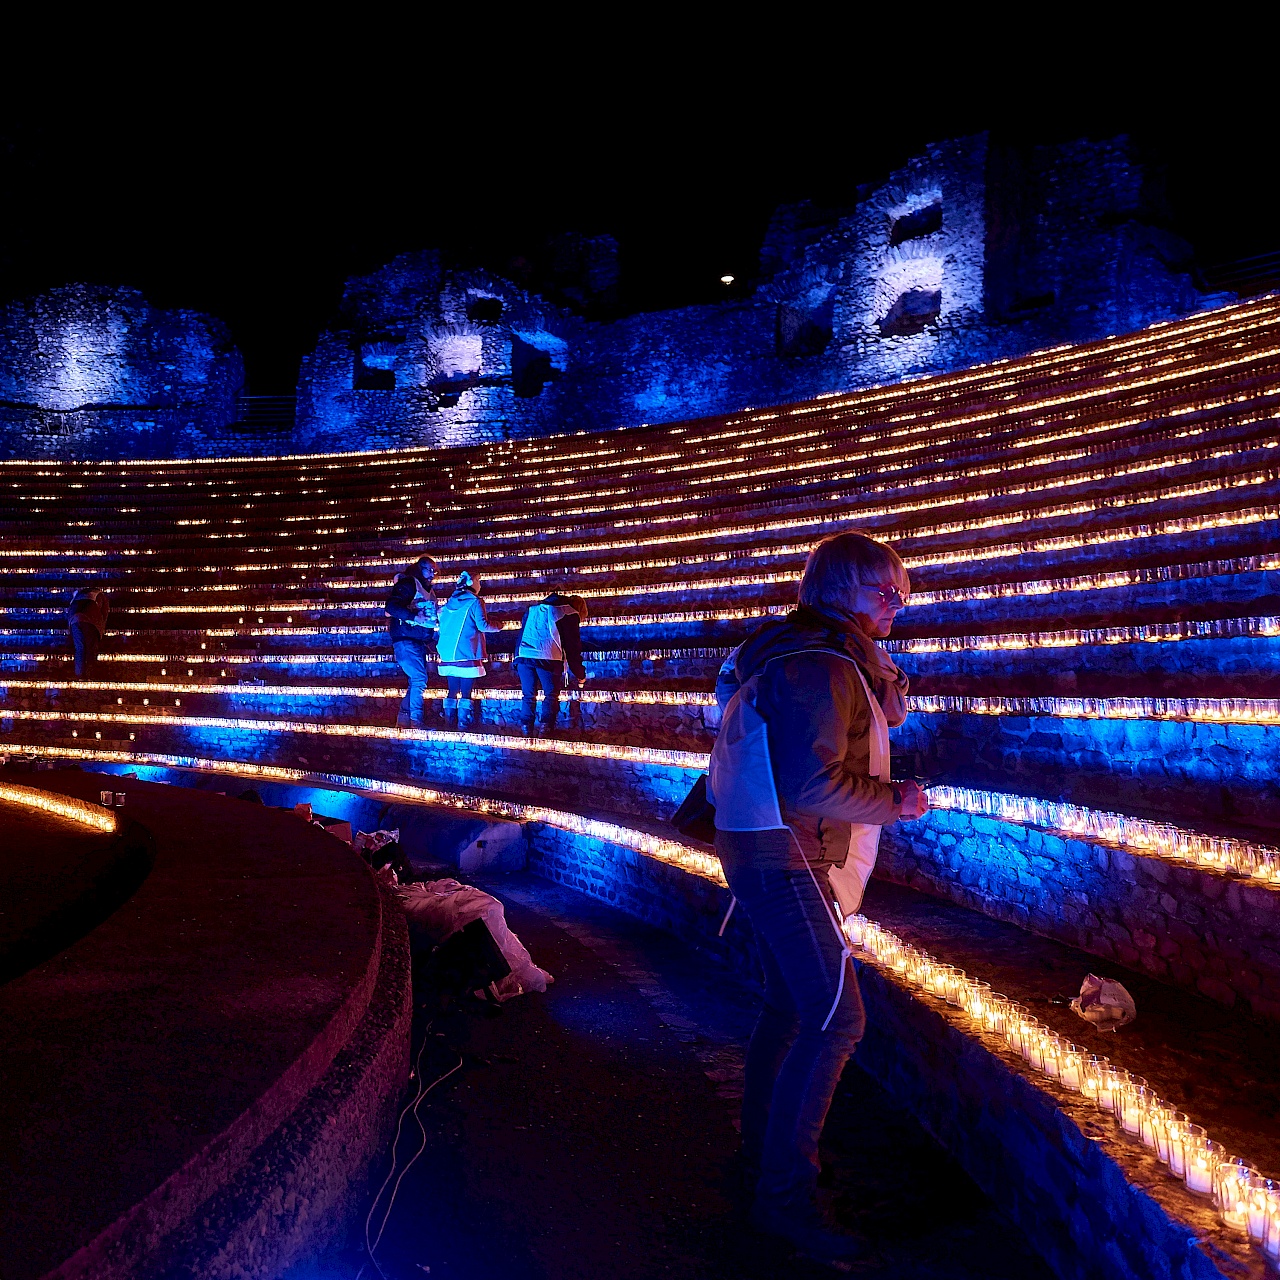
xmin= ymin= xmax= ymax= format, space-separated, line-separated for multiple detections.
xmin=69 ymin=618 xmax=101 ymax=678
xmin=517 ymin=660 xmax=562 ymax=728
xmin=446 ymin=676 xmax=478 ymax=726
xmin=393 ymin=640 xmax=429 ymax=727
xmin=717 ymin=836 xmax=865 ymax=1209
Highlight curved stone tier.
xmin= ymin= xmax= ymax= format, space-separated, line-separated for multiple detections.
xmin=0 ymin=773 xmax=410 ymax=1280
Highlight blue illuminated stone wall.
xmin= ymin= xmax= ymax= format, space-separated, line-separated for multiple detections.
xmin=0 ymin=285 xmax=244 ymax=458
xmin=291 ymin=132 xmax=1208 ymax=453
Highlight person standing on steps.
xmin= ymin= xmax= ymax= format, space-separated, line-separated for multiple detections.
xmin=386 ymin=556 xmax=439 ymax=729
xmin=709 ymin=531 xmax=928 ymax=1271
xmin=67 ymin=587 xmax=109 ymax=678
xmin=514 ymin=592 xmax=588 ymax=737
xmin=437 ymin=571 xmax=502 ymax=730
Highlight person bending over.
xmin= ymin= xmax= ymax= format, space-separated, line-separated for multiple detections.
xmin=386 ymin=556 xmax=439 ymax=729
xmin=514 ymin=592 xmax=588 ymax=737
xmin=67 ymin=587 xmax=109 ymax=678
xmin=437 ymin=571 xmax=502 ymax=729
xmin=710 ymin=531 xmax=928 ymax=1269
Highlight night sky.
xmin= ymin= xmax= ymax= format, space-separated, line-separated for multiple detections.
xmin=1 ymin=57 xmax=1273 ymax=393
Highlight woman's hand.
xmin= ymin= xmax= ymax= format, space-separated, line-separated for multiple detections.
xmin=897 ymin=780 xmax=929 ymax=820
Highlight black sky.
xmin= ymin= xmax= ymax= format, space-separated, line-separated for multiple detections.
xmin=1 ymin=50 xmax=1275 ymax=392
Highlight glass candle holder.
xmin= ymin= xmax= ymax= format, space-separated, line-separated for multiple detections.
xmin=1009 ymin=1016 xmax=1041 ymax=1059
xmin=922 ymin=961 xmax=946 ymax=996
xmin=983 ymin=995 xmax=1012 ymax=1037
xmin=1025 ymin=1029 xmax=1052 ymax=1073
xmin=1118 ymin=1079 xmax=1150 ymax=1135
xmin=846 ymin=915 xmax=868 ymax=947
xmin=1166 ymin=1121 xmax=1202 ymax=1179
xmin=1097 ymin=1066 xmax=1130 ymax=1116
xmin=1214 ymin=1158 xmax=1257 ymax=1230
xmin=964 ymin=981 xmax=992 ymax=1022
xmin=1183 ymin=1134 xmax=1223 ymax=1196
xmin=1040 ymin=1034 xmax=1064 ymax=1079
xmin=1058 ymin=1044 xmax=1085 ymax=1091
xmin=1265 ymin=1181 xmax=1280 ymax=1258
xmin=943 ymin=967 xmax=967 ymax=1007
xmin=1080 ymin=1055 xmax=1109 ymax=1103
xmin=1246 ymin=1176 xmax=1278 ymax=1245
xmin=1140 ymin=1099 xmax=1171 ymax=1153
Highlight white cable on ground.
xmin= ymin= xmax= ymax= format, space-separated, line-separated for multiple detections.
xmin=359 ymin=1026 xmax=464 ymax=1279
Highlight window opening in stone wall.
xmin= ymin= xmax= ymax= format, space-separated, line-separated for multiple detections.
xmin=353 ymin=338 xmax=399 ymax=391
xmin=878 ymin=288 xmax=942 ymax=337
xmin=511 ymin=335 xmax=558 ymax=398
xmin=889 ymin=201 xmax=943 ymax=247
xmin=467 ymin=296 xmax=504 ymax=323
xmin=775 ymin=298 xmax=834 ymax=358
xmin=1008 ymin=291 xmax=1056 ymax=315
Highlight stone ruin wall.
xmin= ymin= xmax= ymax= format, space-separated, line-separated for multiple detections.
xmin=0 ymin=133 xmax=1211 ymax=459
xmin=291 ymin=133 xmax=1208 ymax=455
xmin=0 ymin=284 xmax=244 ymax=458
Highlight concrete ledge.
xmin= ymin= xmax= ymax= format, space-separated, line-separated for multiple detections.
xmin=881 ymin=812 xmax=1280 ymax=1018
xmin=0 ymin=772 xmax=410 ymax=1280
xmin=135 ymin=878 xmax=411 ymax=1280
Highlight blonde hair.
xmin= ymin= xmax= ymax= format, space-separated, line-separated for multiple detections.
xmin=797 ymin=532 xmax=907 ymax=619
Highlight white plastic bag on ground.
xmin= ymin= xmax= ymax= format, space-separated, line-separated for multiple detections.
xmin=394 ymin=878 xmax=553 ymax=1002
xmin=1071 ymin=973 xmax=1137 ymax=1029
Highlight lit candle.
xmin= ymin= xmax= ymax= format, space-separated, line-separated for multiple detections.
xmin=1041 ymin=1035 xmax=1062 ymax=1079
xmin=1121 ymin=1084 xmax=1150 ymax=1137
xmin=1081 ymin=1055 xmax=1108 ymax=1102
xmin=1059 ymin=1046 xmax=1084 ymax=1091
xmin=1183 ymin=1134 xmax=1221 ymax=1196
xmin=964 ymin=980 xmax=991 ymax=1022
xmin=1246 ymin=1177 xmax=1277 ymax=1244
xmin=1214 ymin=1158 xmax=1256 ymax=1229
xmin=944 ymin=967 xmax=967 ymax=1008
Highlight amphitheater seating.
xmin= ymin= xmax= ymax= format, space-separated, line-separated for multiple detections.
xmin=4 ymin=295 xmax=1280 ymax=1274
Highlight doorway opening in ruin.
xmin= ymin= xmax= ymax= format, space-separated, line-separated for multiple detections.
xmin=890 ymin=201 xmax=943 ymax=246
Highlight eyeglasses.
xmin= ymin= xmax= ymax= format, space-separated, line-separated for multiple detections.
xmin=868 ymin=582 xmax=909 ymax=607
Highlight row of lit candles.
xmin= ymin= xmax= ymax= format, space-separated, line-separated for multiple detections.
xmin=8 ymin=678 xmax=1280 ymax=730
xmin=469 ymin=384 xmax=1266 ymax=519
xmin=0 ymin=742 xmax=730 ymax=886
xmin=458 ymin=305 xmax=1280 ymax=486
xmin=1 ymin=301 xmax=1274 ymax=495
xmin=8 ymin=353 xmax=1274 ymax=550
xmin=7 ymin=709 xmax=1278 ymax=884
xmin=845 ymin=913 xmax=1280 ymax=1256
xmin=469 ymin=450 xmax=1277 ymax=553
xmin=465 ymin=348 xmax=1280 ymax=501
xmin=86 ymin=547 xmax=1278 ymax=620
xmin=15 ymin=410 xmax=1270 ymax=556
xmin=0 ymin=780 xmax=117 ymax=833
xmin=1 ymin=493 xmax=1273 ymax=614
xmin=460 ymin=396 xmax=1275 ymax=527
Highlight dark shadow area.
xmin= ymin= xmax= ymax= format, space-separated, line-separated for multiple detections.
xmin=0 ymin=793 xmax=154 ymax=986
xmin=320 ymin=874 xmax=1053 ymax=1279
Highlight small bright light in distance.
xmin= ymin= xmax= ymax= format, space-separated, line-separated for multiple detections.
xmin=720 ymin=274 xmax=735 ymax=285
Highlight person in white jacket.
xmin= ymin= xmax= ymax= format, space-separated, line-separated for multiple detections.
xmin=436 ymin=572 xmax=502 ymax=728
xmin=514 ymin=592 xmax=587 ymax=736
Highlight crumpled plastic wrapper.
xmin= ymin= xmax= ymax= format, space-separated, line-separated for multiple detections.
xmin=1071 ymin=973 xmax=1137 ymax=1030
xmin=353 ymin=828 xmax=401 ymax=853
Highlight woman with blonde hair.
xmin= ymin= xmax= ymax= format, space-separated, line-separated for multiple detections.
xmin=709 ymin=530 xmax=927 ymax=1267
